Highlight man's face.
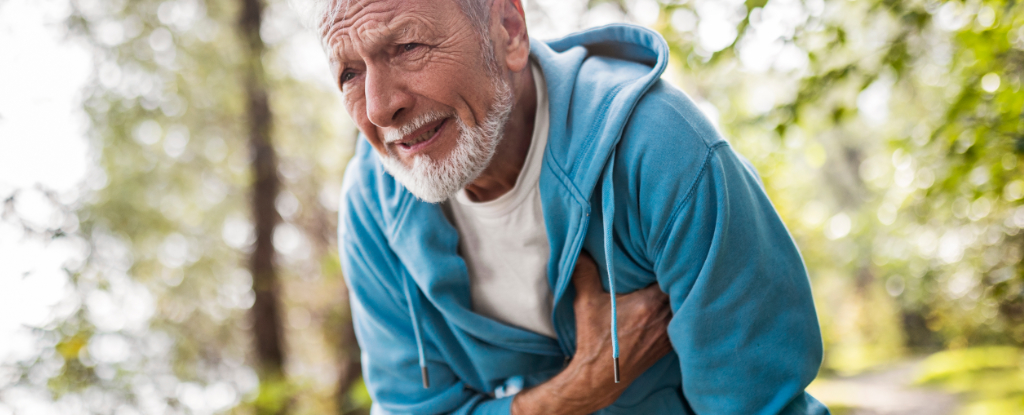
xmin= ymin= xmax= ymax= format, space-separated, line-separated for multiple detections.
xmin=324 ymin=0 xmax=513 ymax=202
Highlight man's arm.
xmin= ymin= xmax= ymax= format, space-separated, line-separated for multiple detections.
xmin=652 ymin=145 xmax=827 ymax=414
xmin=511 ymin=252 xmax=672 ymax=415
xmin=341 ymin=176 xmax=672 ymax=415
xmin=345 ymin=225 xmax=672 ymax=414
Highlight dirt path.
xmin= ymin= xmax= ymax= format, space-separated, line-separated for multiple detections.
xmin=807 ymin=360 xmax=960 ymax=415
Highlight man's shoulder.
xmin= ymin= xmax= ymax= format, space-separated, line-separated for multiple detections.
xmin=339 ymin=140 xmax=377 ymax=218
xmin=338 ymin=139 xmax=411 ymax=240
xmin=611 ymin=79 xmax=730 ymax=190
xmin=606 ymin=79 xmax=747 ymax=244
xmin=623 ymin=79 xmax=725 ymax=152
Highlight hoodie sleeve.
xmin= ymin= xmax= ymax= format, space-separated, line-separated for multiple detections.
xmin=649 ymin=143 xmax=827 ymax=414
xmin=339 ymin=159 xmax=513 ymax=415
xmin=607 ymin=81 xmax=827 ymax=414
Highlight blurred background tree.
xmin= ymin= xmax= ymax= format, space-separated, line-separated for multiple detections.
xmin=3 ymin=0 xmax=359 ymax=413
xmin=0 ymin=0 xmax=1021 ymax=414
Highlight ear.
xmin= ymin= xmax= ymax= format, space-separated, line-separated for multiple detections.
xmin=497 ymin=0 xmax=530 ymax=73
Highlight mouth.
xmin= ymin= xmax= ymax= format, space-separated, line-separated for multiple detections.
xmin=394 ymin=118 xmax=449 ymax=154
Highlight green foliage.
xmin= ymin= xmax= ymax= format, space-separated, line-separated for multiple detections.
xmin=2 ymin=0 xmax=359 ymax=413
xmin=340 ymin=378 xmax=372 ymax=415
xmin=638 ymin=0 xmax=1024 ymax=410
xmin=916 ymin=347 xmax=1024 ymax=413
xmin=649 ymin=0 xmax=1024 ymax=366
xmin=252 ymin=376 xmax=294 ymax=415
xmin=5 ymin=0 xmax=1023 ymax=413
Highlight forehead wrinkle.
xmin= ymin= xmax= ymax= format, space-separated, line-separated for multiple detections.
xmin=355 ymin=20 xmax=394 ymax=51
xmin=389 ymin=14 xmax=441 ymax=41
xmin=325 ymin=2 xmax=396 ymax=66
xmin=325 ymin=1 xmax=451 ymax=67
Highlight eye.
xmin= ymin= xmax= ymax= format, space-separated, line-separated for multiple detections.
xmin=401 ymin=43 xmax=422 ymax=53
xmin=339 ymin=70 xmax=357 ymax=87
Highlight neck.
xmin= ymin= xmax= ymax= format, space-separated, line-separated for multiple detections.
xmin=462 ymin=64 xmax=537 ymax=202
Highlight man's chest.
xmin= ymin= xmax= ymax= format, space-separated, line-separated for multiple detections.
xmin=446 ymin=187 xmax=557 ymax=338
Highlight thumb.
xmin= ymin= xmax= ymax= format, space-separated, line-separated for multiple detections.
xmin=571 ymin=251 xmax=603 ymax=298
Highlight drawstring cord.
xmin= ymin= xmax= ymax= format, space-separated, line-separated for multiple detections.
xmin=600 ymin=150 xmax=621 ymax=383
xmin=403 ymin=273 xmax=430 ymax=388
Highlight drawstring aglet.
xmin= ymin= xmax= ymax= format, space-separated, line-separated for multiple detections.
xmin=613 ymin=357 xmax=620 ymax=383
xmin=421 ymin=366 xmax=430 ymax=388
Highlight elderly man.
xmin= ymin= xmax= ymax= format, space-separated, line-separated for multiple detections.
xmin=316 ymin=0 xmax=829 ymax=413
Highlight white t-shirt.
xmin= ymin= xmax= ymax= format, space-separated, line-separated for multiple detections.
xmin=445 ymin=63 xmax=555 ymax=338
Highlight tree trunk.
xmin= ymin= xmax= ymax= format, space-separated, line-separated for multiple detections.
xmin=335 ymin=299 xmax=363 ymax=414
xmin=239 ymin=0 xmax=287 ymax=411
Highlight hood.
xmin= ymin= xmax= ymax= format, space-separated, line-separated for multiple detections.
xmin=530 ymin=24 xmax=670 ymax=381
xmin=532 ymin=24 xmax=669 ymax=202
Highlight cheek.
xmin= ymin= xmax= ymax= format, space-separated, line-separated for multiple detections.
xmin=403 ymin=62 xmax=493 ymax=125
xmin=342 ymin=92 xmax=365 ymax=125
xmin=343 ymin=93 xmax=383 ymax=147
xmin=343 ymin=88 xmax=369 ymax=127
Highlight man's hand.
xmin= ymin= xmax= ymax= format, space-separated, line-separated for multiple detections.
xmin=511 ymin=251 xmax=673 ymax=415
xmin=565 ymin=251 xmax=674 ymax=408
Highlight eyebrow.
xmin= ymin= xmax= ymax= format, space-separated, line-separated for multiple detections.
xmin=327 ymin=16 xmax=415 ymax=67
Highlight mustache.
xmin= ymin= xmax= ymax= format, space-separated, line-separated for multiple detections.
xmin=383 ymin=111 xmax=453 ymax=144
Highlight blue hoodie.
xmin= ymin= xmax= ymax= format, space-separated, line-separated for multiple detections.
xmin=339 ymin=24 xmax=829 ymax=415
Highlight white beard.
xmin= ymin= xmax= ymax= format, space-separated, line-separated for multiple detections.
xmin=377 ymin=78 xmax=514 ymax=203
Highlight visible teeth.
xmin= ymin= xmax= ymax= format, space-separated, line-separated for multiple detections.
xmin=408 ymin=126 xmax=438 ymax=145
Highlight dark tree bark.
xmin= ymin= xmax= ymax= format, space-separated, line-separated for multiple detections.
xmin=335 ymin=300 xmax=363 ymax=414
xmin=238 ymin=0 xmax=287 ymax=408
xmin=302 ymin=185 xmax=364 ymax=413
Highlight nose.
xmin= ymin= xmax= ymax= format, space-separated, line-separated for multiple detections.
xmin=364 ymin=65 xmax=413 ymax=128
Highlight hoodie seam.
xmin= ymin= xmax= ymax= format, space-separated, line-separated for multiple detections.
xmin=543 ymin=146 xmax=590 ymax=209
xmin=389 ymin=190 xmax=417 ymax=240
xmin=571 ymin=82 xmax=628 ymax=179
xmin=653 ymin=141 xmax=727 ymax=261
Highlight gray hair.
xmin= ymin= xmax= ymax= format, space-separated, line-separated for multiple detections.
xmin=291 ymin=0 xmax=499 ymax=72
